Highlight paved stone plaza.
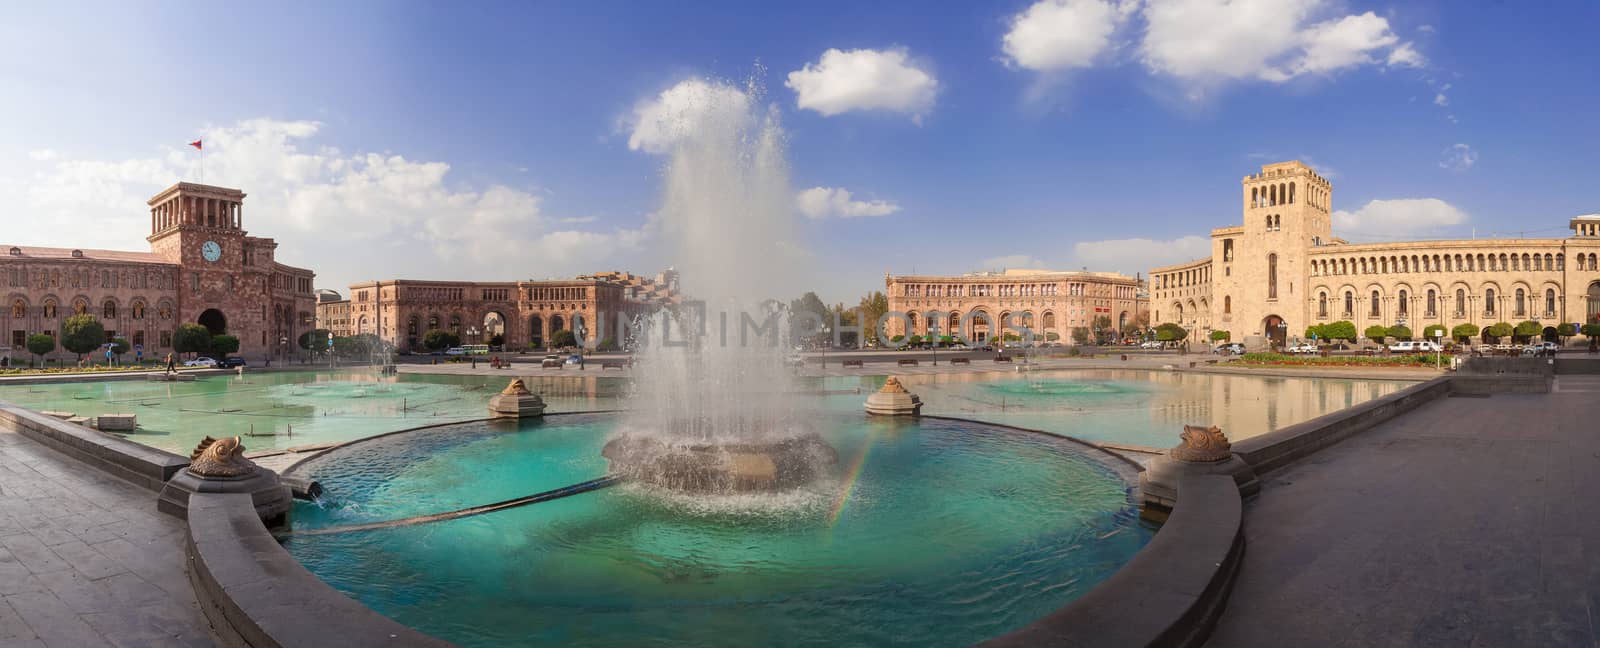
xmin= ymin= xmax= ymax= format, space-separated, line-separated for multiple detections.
xmin=0 ymin=425 xmax=211 ymax=647
xmin=1209 ymin=374 xmax=1600 ymax=647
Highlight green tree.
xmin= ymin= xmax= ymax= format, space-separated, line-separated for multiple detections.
xmin=549 ymin=329 xmax=578 ymax=349
xmin=1557 ymin=322 xmax=1578 ymax=344
xmin=1364 ymin=325 xmax=1389 ymax=344
xmin=1155 ymin=322 xmax=1188 ymax=342
xmin=788 ymin=292 xmax=831 ymax=347
xmin=60 ymin=314 xmax=105 ymax=358
xmin=1386 ymin=325 xmax=1413 ymax=341
xmin=1513 ymin=320 xmax=1542 ymax=342
xmin=1210 ymin=330 xmax=1230 ymax=341
xmin=857 ymin=291 xmax=889 ymax=346
xmin=1422 ymin=324 xmax=1447 ymax=340
xmin=1451 ymin=323 xmax=1480 ymax=343
xmin=1484 ymin=322 xmax=1515 ymax=341
xmin=1071 ymin=327 xmax=1091 ymax=345
xmin=210 ymin=334 xmax=241 ymax=356
xmin=907 ymin=334 xmax=923 ymax=347
xmin=109 ymin=337 xmax=131 ymax=357
xmin=349 ymin=333 xmax=383 ymax=358
xmin=298 ymin=329 xmax=332 ymax=353
xmin=1043 ymin=331 xmax=1060 ymax=341
xmin=25 ymin=333 xmax=55 ymax=366
xmin=1322 ymin=320 xmax=1358 ymax=342
xmin=1580 ymin=323 xmax=1600 ymax=338
xmin=174 ymin=323 xmax=212 ymax=358
xmin=1091 ymin=314 xmax=1112 ymax=344
xmin=421 ymin=329 xmax=460 ymax=351
xmin=1304 ymin=324 xmax=1324 ymax=340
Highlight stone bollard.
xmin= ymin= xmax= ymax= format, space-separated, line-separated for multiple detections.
xmin=1138 ymin=425 xmax=1259 ymax=520
xmin=488 ymin=378 xmax=546 ymax=418
xmin=865 ymin=376 xmax=922 ymax=417
xmin=158 ymin=436 xmax=293 ymax=530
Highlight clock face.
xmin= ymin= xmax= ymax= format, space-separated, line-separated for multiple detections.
xmin=201 ymin=241 xmax=221 ymax=262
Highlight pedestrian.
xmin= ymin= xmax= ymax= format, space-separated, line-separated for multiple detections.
xmin=165 ymin=352 xmax=176 ymax=374
xmin=105 ymin=347 xmax=114 ymax=367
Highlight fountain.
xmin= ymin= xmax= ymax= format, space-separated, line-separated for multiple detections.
xmin=601 ymin=78 xmax=838 ymax=494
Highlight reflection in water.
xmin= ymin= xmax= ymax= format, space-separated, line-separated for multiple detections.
xmin=868 ymin=369 xmax=1413 ymax=447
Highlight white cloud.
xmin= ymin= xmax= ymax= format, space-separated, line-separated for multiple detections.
xmin=1140 ymin=0 xmax=1420 ymax=90
xmin=1001 ymin=0 xmax=1133 ymax=72
xmin=558 ymin=216 xmax=599 ymax=224
xmin=626 ymin=78 xmax=752 ymax=154
xmin=1439 ymin=143 xmax=1477 ymax=170
xmin=1388 ymin=42 xmax=1425 ymax=67
xmin=1333 ymin=198 xmax=1468 ymax=238
xmin=785 ymin=48 xmax=937 ymax=121
xmin=1433 ymin=93 xmax=1448 ymax=107
xmin=981 ymin=254 xmax=1047 ymax=270
xmin=795 ymin=187 xmax=901 ymax=219
xmin=15 ymin=119 xmax=651 ymax=291
xmin=27 ymin=149 xmax=58 ymax=161
xmin=1065 ymin=235 xmax=1213 ymax=276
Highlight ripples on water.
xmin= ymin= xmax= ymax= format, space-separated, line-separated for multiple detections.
xmin=284 ymin=414 xmax=1153 ymax=647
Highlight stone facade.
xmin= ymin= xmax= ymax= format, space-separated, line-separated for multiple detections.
xmin=1152 ymin=161 xmax=1600 ymax=347
xmin=885 ymin=269 xmax=1148 ymax=343
xmin=2 ymin=182 xmax=315 ymax=362
xmin=331 ymin=273 xmax=675 ymax=352
xmin=315 ymin=290 xmax=353 ymax=338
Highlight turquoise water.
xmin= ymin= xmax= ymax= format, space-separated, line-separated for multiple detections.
xmin=284 ymin=414 xmax=1152 ymax=647
xmin=814 ymin=369 xmax=1414 ymax=447
xmin=0 ymin=368 xmax=1413 ymax=453
xmin=0 ymin=370 xmax=628 ymax=453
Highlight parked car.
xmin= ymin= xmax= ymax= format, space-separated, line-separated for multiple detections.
xmin=444 ymin=347 xmax=467 ymax=356
xmin=183 ymin=357 xmax=218 ymax=368
xmin=1535 ymin=341 xmax=1560 ymax=353
xmin=219 ymin=357 xmax=247 ymax=368
xmin=1388 ymin=341 xmax=1441 ymax=353
xmin=1286 ymin=343 xmax=1317 ymax=354
xmin=1140 ymin=340 xmax=1162 ymax=349
xmin=1214 ymin=343 xmax=1246 ymax=355
xmin=564 ymin=354 xmax=584 ymax=365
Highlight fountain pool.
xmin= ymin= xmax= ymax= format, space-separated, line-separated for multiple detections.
xmin=283 ymin=413 xmax=1152 ymax=647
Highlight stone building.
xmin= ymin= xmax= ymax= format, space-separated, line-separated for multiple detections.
xmin=315 ymin=290 xmax=353 ymax=338
xmin=1151 ymin=161 xmax=1600 ymax=348
xmin=2 ymin=182 xmax=315 ymax=362
xmin=884 ymin=269 xmax=1148 ymax=343
xmin=326 ymin=271 xmax=677 ymax=352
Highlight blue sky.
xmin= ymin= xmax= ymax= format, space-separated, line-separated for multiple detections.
xmin=2 ymin=1 xmax=1596 ymax=303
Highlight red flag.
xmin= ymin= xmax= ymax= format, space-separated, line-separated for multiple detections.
xmin=189 ymin=140 xmax=202 ymax=150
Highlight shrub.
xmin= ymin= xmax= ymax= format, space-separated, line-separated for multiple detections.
xmin=1513 ymin=320 xmax=1542 ymax=340
xmin=1210 ymin=330 xmax=1230 ymax=341
xmin=1451 ymin=323 xmax=1480 ymax=342
xmin=1386 ymin=325 xmax=1412 ymax=341
xmin=60 ymin=314 xmax=105 ymax=356
xmin=210 ymin=334 xmax=241 ymax=356
xmin=1582 ymin=323 xmax=1600 ymax=338
xmin=1322 ymin=320 xmax=1357 ymax=342
xmin=25 ymin=333 xmax=55 ymax=364
xmin=1364 ymin=325 xmax=1389 ymax=343
xmin=1421 ymin=324 xmax=1447 ymax=340
xmin=174 ymin=323 xmax=212 ymax=357
xmin=109 ymin=337 xmax=131 ymax=356
xmin=1557 ymin=323 xmax=1578 ymax=338
xmin=299 ymin=329 xmax=332 ymax=351
xmin=421 ymin=329 xmax=460 ymax=351
xmin=1155 ymin=323 xmax=1188 ymax=341
xmin=1071 ymin=327 xmax=1090 ymax=345
xmin=549 ymin=329 xmax=578 ymax=348
xmin=1484 ymin=322 xmax=1515 ymax=340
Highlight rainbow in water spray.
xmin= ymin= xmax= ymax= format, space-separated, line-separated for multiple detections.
xmin=827 ymin=440 xmax=874 ymax=528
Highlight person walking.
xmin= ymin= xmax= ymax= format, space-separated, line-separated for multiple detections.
xmin=164 ymin=352 xmax=176 ymax=374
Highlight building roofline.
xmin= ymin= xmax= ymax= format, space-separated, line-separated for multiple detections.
xmin=147 ymin=182 xmax=246 ymax=205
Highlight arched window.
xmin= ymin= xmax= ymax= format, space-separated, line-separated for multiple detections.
xmin=1455 ymin=289 xmax=1465 ymax=316
xmin=1370 ymin=290 xmax=1381 ymax=317
xmin=1344 ymin=291 xmax=1354 ymax=316
xmin=44 ymin=299 xmax=57 ymax=319
xmin=10 ymin=299 xmax=23 ymax=318
xmin=1426 ymin=290 xmax=1436 ymax=317
xmin=1042 ymin=312 xmax=1055 ymax=330
xmin=102 ymin=300 xmax=116 ymax=319
xmin=1515 ymin=289 xmax=1526 ymax=316
xmin=1485 ymin=288 xmax=1496 ymax=315
xmin=132 ymin=302 xmax=145 ymax=320
xmin=1267 ymin=253 xmax=1278 ymax=299
xmin=1288 ymin=182 xmax=1295 ymax=204
xmin=1398 ymin=290 xmax=1408 ymax=315
xmin=1545 ymin=289 xmax=1557 ymax=316
xmin=1317 ymin=293 xmax=1327 ymax=318
xmin=1225 ymin=295 xmax=1232 ymax=314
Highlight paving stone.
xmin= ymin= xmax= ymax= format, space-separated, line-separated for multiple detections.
xmin=1209 ymin=390 xmax=1600 ymax=647
xmin=2 ymin=590 xmax=109 ymax=647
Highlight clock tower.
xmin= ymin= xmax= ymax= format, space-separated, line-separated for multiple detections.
xmin=146 ymin=182 xmax=268 ymax=352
